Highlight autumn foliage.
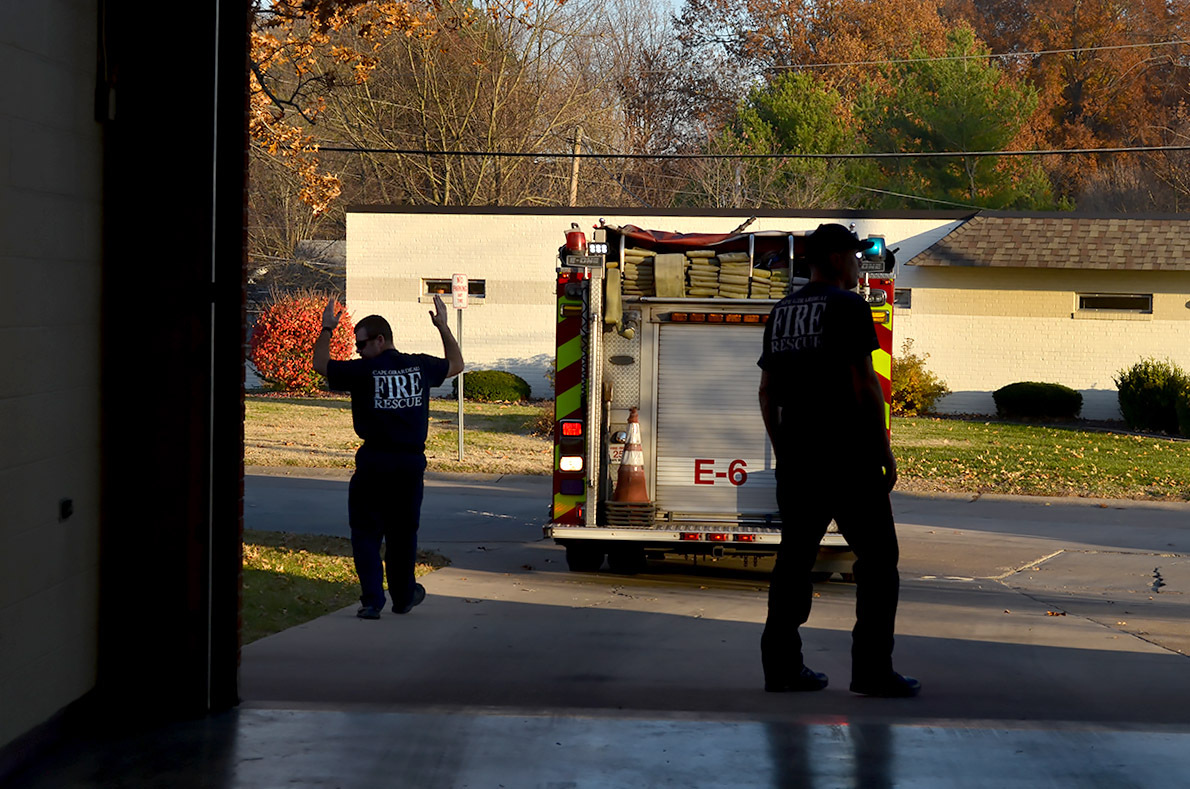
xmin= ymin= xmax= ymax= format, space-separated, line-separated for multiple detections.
xmin=250 ymin=292 xmax=355 ymax=393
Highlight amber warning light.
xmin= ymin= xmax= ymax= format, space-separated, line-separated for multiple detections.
xmin=668 ymin=312 xmax=768 ymax=324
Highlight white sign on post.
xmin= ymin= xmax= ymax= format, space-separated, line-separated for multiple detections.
xmin=452 ymin=273 xmax=468 ymax=310
xmin=452 ymin=273 xmax=467 ymax=461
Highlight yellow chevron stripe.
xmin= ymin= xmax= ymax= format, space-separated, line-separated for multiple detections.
xmin=557 ymin=335 xmax=582 ymax=371
xmin=872 ymin=348 xmax=891 ymax=381
xmin=556 ymin=384 xmax=582 ymax=420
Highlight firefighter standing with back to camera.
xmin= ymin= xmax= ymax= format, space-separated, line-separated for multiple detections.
xmin=313 ymin=294 xmax=463 ymax=620
xmin=757 ymin=223 xmax=920 ymax=697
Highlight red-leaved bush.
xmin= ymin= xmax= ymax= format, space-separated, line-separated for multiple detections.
xmin=250 ymin=291 xmax=354 ymax=394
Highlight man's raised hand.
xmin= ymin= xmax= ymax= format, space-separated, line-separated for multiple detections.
xmin=323 ymin=297 xmax=342 ymax=330
xmin=429 ymin=294 xmax=450 ymax=329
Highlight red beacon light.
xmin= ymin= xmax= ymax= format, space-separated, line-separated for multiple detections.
xmin=565 ymin=223 xmax=587 ymax=254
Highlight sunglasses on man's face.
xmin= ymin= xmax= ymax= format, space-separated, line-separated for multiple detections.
xmin=355 ymin=336 xmax=375 ymax=352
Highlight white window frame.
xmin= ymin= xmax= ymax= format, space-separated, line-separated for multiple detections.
xmin=420 ymin=277 xmax=486 ymax=304
xmin=1076 ymin=293 xmax=1151 ymax=313
xmin=1073 ymin=292 xmax=1152 ymax=321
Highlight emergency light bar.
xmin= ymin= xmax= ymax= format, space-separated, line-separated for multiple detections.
xmin=666 ymin=312 xmax=768 ymax=324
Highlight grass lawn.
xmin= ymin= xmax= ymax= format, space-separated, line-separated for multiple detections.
xmin=892 ymin=417 xmax=1190 ymax=500
xmin=242 ymin=529 xmax=451 ymax=644
xmin=245 ymin=395 xmax=551 ymax=475
xmin=244 ymin=395 xmax=1190 ymax=499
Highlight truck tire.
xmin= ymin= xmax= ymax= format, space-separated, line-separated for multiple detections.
xmin=607 ymin=546 xmax=647 ymax=575
xmin=565 ymin=543 xmax=605 ymax=572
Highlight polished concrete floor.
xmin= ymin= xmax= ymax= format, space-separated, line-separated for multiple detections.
xmin=11 ymin=704 xmax=1190 ymax=788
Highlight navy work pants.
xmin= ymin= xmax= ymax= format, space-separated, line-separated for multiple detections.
xmin=348 ymin=468 xmax=425 ymax=611
xmin=761 ymin=462 xmax=900 ymax=684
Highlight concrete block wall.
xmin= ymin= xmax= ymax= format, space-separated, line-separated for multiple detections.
xmin=0 ymin=3 xmax=104 ymax=749
xmin=346 ymin=211 xmax=960 ymax=398
xmin=894 ymin=268 xmax=1190 ymax=420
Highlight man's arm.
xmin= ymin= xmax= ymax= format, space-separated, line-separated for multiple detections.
xmin=312 ymin=297 xmax=341 ymax=376
xmin=429 ymin=294 xmax=464 ymax=377
xmin=850 ymin=355 xmax=897 ymax=491
xmin=758 ymin=370 xmax=779 ymax=459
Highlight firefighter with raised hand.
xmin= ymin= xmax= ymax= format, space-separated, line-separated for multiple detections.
xmin=313 ymin=295 xmax=463 ymax=620
xmin=757 ymin=223 xmax=920 ymax=697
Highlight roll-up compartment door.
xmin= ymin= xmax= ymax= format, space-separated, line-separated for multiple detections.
xmin=655 ymin=324 xmax=778 ymax=516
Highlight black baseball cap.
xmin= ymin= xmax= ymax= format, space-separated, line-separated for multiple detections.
xmin=806 ymin=223 xmax=877 ymax=258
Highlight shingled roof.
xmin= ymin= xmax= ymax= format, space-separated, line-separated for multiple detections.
xmin=907 ymin=213 xmax=1190 ymax=270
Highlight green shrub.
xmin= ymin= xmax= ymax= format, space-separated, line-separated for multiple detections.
xmin=891 ymin=339 xmax=950 ymax=416
xmin=1176 ymin=384 xmax=1190 ymax=439
xmin=993 ymin=382 xmax=1083 ymax=420
xmin=1114 ymin=358 xmax=1188 ymax=434
xmin=452 ymin=370 xmax=532 ymax=402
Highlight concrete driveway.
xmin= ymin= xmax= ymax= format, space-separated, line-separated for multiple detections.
xmin=11 ymin=475 xmax=1189 ymax=788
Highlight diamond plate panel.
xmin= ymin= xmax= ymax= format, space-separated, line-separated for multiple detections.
xmin=602 ymin=328 xmax=641 ymax=410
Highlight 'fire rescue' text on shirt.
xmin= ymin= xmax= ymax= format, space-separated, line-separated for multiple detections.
xmin=372 ymin=366 xmax=424 ymax=410
xmin=768 ymin=296 xmax=827 ymax=352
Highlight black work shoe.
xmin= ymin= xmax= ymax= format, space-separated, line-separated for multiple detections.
xmin=850 ymin=672 xmax=921 ymax=697
xmin=356 ymin=605 xmax=381 ymax=620
xmin=393 ymin=583 xmax=426 ymax=615
xmin=765 ymin=665 xmax=829 ymax=693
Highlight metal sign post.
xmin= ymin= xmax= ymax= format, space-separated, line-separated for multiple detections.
xmin=452 ymin=274 xmax=467 ymax=461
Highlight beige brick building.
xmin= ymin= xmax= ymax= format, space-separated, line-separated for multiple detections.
xmin=346 ymin=208 xmax=1190 ymax=422
xmin=899 ymin=214 xmax=1190 ymax=420
xmin=345 ymin=208 xmax=961 ymax=398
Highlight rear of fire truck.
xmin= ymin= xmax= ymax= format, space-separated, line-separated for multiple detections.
xmin=548 ymin=222 xmax=895 ymax=575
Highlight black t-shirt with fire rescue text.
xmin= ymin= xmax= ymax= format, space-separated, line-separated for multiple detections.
xmin=326 ymin=350 xmax=449 ymax=472
xmin=758 ymin=281 xmax=878 ymax=451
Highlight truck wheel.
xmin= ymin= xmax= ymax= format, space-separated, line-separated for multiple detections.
xmin=565 ymin=543 xmax=605 ymax=572
xmin=607 ymin=546 xmax=647 ymax=575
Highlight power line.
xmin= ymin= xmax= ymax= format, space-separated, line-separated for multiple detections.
xmin=318 ymin=144 xmax=1190 ymax=160
xmin=842 ymin=183 xmax=983 ymax=210
xmin=579 ymin=138 xmax=653 ymax=209
xmin=767 ymin=38 xmax=1190 ymax=70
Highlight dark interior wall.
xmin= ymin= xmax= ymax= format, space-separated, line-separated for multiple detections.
xmin=98 ymin=0 xmax=246 ymax=716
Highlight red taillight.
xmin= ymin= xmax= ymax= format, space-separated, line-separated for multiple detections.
xmin=734 ymin=534 xmax=756 ymax=542
xmin=707 ymin=533 xmax=729 ymax=542
xmin=561 ymin=421 xmax=583 ymax=437
xmin=680 ymin=532 xmax=702 ymax=541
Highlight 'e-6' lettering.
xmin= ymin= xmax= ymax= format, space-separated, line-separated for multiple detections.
xmin=693 ymin=458 xmax=748 ymax=486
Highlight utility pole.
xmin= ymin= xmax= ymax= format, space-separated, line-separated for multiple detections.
xmin=569 ymin=126 xmax=583 ymax=207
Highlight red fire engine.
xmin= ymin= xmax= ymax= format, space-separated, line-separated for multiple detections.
xmin=548 ymin=222 xmax=895 ymax=575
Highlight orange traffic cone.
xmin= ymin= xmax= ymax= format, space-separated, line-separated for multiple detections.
xmin=613 ymin=407 xmax=649 ymax=502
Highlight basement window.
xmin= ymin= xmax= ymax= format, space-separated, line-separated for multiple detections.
xmin=1076 ymin=293 xmax=1151 ymax=313
xmin=422 ymin=278 xmax=486 ymax=301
